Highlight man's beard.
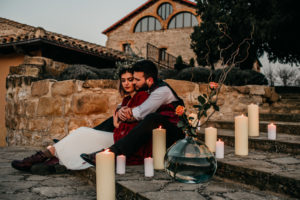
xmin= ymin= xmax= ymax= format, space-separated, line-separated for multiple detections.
xmin=136 ymin=83 xmax=149 ymax=91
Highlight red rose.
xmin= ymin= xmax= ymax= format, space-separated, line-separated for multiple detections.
xmin=209 ymin=82 xmax=218 ymax=90
xmin=175 ymin=105 xmax=185 ymax=116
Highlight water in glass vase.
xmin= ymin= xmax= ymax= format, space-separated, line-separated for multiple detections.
xmin=164 ymin=136 xmax=217 ymax=183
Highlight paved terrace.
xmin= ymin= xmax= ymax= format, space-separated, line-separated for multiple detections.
xmin=1 ymin=146 xmax=297 ymax=200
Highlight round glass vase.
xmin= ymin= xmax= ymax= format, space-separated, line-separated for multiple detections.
xmin=164 ymin=135 xmax=217 ymax=183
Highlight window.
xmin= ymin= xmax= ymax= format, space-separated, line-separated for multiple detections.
xmin=134 ymin=16 xmax=162 ymax=32
xmin=159 ymin=48 xmax=167 ymax=61
xmin=123 ymin=43 xmax=131 ymax=54
xmin=157 ymin=3 xmax=173 ymax=20
xmin=168 ymin=12 xmax=198 ymax=29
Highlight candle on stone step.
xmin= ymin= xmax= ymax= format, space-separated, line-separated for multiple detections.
xmin=235 ymin=114 xmax=248 ymax=156
xmin=144 ymin=157 xmax=154 ymax=177
xmin=205 ymin=127 xmax=217 ymax=152
xmin=248 ymin=103 xmax=259 ymax=137
xmin=268 ymin=123 xmax=276 ymax=140
xmin=96 ymin=149 xmax=115 ymax=200
xmin=216 ymin=139 xmax=224 ymax=159
xmin=116 ymin=155 xmax=126 ymax=174
xmin=152 ymin=125 xmax=166 ymax=170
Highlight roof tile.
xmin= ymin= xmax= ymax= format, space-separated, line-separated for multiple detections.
xmin=0 ymin=17 xmax=128 ymax=61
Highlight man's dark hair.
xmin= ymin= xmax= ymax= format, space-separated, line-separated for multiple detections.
xmin=132 ymin=60 xmax=158 ymax=82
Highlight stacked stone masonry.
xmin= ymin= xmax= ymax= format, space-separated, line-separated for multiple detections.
xmin=6 ymin=76 xmax=280 ymax=147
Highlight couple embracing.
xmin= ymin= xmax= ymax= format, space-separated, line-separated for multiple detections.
xmin=12 ymin=60 xmax=184 ymax=172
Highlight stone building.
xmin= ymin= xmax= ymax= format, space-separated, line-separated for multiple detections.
xmin=103 ymin=0 xmax=200 ymax=67
xmin=0 ymin=17 xmax=127 ymax=146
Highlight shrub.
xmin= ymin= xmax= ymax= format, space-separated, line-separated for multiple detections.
xmin=174 ymin=67 xmax=211 ymax=83
xmin=174 ymin=55 xmax=189 ymax=71
xmin=59 ymin=64 xmax=116 ymax=81
xmin=174 ymin=66 xmax=268 ymax=85
xmin=189 ymin=58 xmax=195 ymax=68
xmin=213 ymin=68 xmax=268 ymax=85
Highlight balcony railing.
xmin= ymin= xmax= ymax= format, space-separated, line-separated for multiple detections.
xmin=146 ymin=43 xmax=176 ymax=69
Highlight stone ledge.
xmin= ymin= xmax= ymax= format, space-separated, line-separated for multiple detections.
xmin=205 ymin=120 xmax=300 ymax=135
xmin=216 ymin=146 xmax=300 ymax=198
xmin=198 ymin=129 xmax=300 ymax=155
xmin=73 ymin=165 xmax=290 ymax=200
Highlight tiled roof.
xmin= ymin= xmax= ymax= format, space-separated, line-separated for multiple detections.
xmin=0 ymin=17 xmax=128 ymax=61
xmin=102 ymin=0 xmax=197 ymax=34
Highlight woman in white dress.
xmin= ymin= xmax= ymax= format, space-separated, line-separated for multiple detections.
xmin=11 ymin=67 xmax=141 ymax=171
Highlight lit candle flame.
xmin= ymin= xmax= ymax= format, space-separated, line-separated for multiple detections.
xmin=218 ymin=139 xmax=221 ymax=142
xmin=104 ymin=149 xmax=110 ymax=153
xmin=158 ymin=125 xmax=162 ymax=129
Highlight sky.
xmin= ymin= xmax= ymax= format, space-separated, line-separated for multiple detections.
xmin=0 ymin=0 xmax=154 ymax=46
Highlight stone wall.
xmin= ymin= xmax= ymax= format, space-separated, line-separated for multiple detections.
xmin=5 ymin=76 xmax=121 ymax=146
xmin=5 ymin=75 xmax=279 ymax=147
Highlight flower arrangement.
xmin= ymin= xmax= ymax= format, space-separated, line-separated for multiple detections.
xmin=175 ymin=82 xmax=220 ymax=137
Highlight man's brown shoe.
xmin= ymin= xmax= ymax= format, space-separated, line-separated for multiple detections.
xmin=11 ymin=151 xmax=48 ymax=171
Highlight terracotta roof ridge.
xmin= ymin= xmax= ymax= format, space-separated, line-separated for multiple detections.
xmin=0 ymin=17 xmax=37 ymax=32
xmin=0 ymin=17 xmax=129 ymax=60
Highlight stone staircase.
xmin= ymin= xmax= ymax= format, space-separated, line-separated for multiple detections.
xmin=197 ymin=91 xmax=300 ymax=198
xmin=72 ymin=91 xmax=300 ymax=199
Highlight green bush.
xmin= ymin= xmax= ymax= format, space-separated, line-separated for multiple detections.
xmin=174 ymin=67 xmax=268 ymax=85
xmin=213 ymin=68 xmax=268 ymax=85
xmin=189 ymin=58 xmax=195 ymax=68
xmin=59 ymin=64 xmax=116 ymax=81
xmin=174 ymin=55 xmax=189 ymax=71
xmin=174 ymin=67 xmax=211 ymax=83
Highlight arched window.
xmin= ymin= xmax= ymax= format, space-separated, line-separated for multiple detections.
xmin=168 ymin=12 xmax=198 ymax=29
xmin=134 ymin=16 xmax=162 ymax=32
xmin=157 ymin=3 xmax=173 ymax=20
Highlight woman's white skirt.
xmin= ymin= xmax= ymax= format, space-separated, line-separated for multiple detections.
xmin=53 ymin=127 xmax=114 ymax=170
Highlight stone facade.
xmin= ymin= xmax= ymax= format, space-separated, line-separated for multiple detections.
xmin=5 ymin=75 xmax=279 ymax=147
xmin=104 ymin=0 xmax=200 ymax=63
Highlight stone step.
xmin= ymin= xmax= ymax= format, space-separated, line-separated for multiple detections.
xmin=74 ymin=165 xmax=291 ymax=200
xmin=269 ymin=107 xmax=300 ymax=114
xmin=259 ymin=113 xmax=300 ymax=122
xmin=205 ymin=120 xmax=300 ymax=135
xmin=272 ymin=101 xmax=300 ymax=108
xmin=216 ymin=146 xmax=300 ymax=198
xmin=197 ymin=129 xmax=300 ymax=155
xmin=278 ymin=94 xmax=300 ymax=100
xmin=279 ymin=98 xmax=300 ymax=104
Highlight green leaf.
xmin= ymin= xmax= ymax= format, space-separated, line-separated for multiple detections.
xmin=213 ymin=104 xmax=220 ymax=111
xmin=188 ymin=116 xmax=195 ymax=120
xmin=193 ymin=105 xmax=201 ymax=108
xmin=190 ymin=128 xmax=197 ymax=136
xmin=204 ymin=103 xmax=211 ymax=111
xmin=177 ymin=121 xmax=184 ymax=128
xmin=203 ymin=94 xmax=207 ymax=98
xmin=198 ymin=95 xmax=206 ymax=105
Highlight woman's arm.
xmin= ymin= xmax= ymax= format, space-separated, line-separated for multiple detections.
xmin=113 ymin=109 xmax=120 ymax=128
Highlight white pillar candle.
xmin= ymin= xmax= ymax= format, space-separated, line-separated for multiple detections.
xmin=152 ymin=126 xmax=166 ymax=170
xmin=248 ymin=103 xmax=259 ymax=137
xmin=96 ymin=149 xmax=115 ymax=200
xmin=205 ymin=127 xmax=217 ymax=152
xmin=116 ymin=155 xmax=126 ymax=174
xmin=235 ymin=114 xmax=248 ymax=156
xmin=216 ymin=139 xmax=224 ymax=159
xmin=268 ymin=123 xmax=276 ymax=140
xmin=144 ymin=157 xmax=154 ymax=177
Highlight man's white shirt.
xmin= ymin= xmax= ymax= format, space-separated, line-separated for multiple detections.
xmin=132 ymin=86 xmax=178 ymax=120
